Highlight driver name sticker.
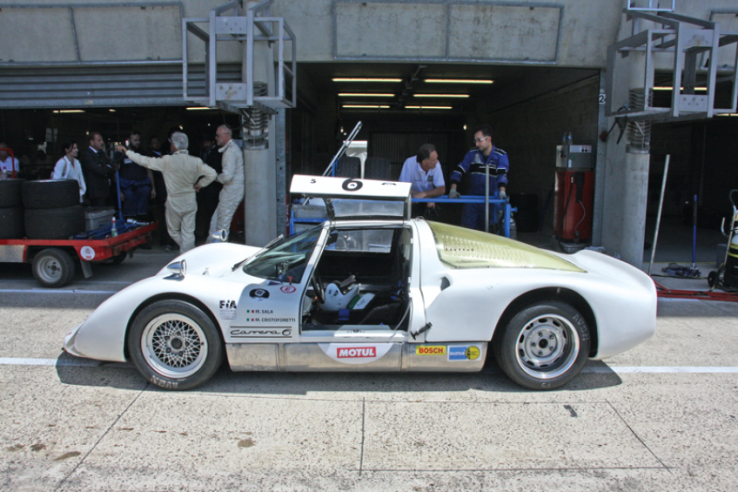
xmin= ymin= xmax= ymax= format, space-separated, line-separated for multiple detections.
xmin=249 ymin=288 xmax=270 ymax=301
xmin=448 ymin=345 xmax=481 ymax=361
xmin=280 ymin=285 xmax=297 ymax=294
xmin=319 ymin=343 xmax=394 ymax=365
xmin=80 ymin=246 xmax=95 ymax=261
xmin=219 ymin=300 xmax=238 ymax=320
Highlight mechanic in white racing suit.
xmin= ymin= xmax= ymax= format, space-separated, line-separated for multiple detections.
xmin=116 ymin=132 xmax=217 ymax=253
xmin=207 ymin=124 xmax=245 ymax=242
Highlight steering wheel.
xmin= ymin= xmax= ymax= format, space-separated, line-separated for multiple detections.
xmin=310 ymin=269 xmax=325 ymax=304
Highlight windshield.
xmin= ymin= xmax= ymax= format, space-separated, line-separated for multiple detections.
xmin=243 ymin=226 xmax=322 ymax=282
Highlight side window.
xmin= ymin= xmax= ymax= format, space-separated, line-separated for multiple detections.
xmin=326 ymin=229 xmax=394 ymax=254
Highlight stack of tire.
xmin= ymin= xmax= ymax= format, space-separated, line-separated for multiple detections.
xmin=510 ymin=193 xmax=540 ymax=233
xmin=0 ymin=179 xmax=26 ymax=239
xmin=21 ymin=180 xmax=84 ymax=239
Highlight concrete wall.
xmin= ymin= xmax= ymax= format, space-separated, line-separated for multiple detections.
xmin=0 ymin=0 xmax=622 ymax=68
xmin=485 ymin=75 xmax=601 ymax=229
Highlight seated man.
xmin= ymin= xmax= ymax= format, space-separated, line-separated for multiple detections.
xmin=0 ymin=142 xmax=20 ymax=178
xmin=399 ymin=143 xmax=445 ymax=218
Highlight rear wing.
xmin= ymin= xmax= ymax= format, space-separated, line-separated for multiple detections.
xmin=290 ymin=175 xmax=412 ymax=220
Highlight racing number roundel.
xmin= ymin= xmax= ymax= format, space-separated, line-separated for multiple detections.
xmin=341 ymin=178 xmax=363 ymax=192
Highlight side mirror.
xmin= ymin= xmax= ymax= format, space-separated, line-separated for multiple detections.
xmin=327 ymin=231 xmax=338 ymax=246
xmin=165 ymin=260 xmax=186 ymax=280
xmin=210 ymin=229 xmax=229 ymax=243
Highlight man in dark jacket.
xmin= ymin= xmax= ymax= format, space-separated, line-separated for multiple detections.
xmin=80 ymin=131 xmax=117 ymax=206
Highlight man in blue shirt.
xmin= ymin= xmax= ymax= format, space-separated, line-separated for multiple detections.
xmin=449 ymin=124 xmax=509 ymax=230
xmin=399 ymin=143 xmax=445 ymax=217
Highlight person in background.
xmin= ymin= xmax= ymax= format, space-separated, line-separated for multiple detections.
xmin=116 ymin=132 xmax=216 ymax=253
xmin=399 ymin=143 xmax=445 ymax=217
xmin=148 ymin=136 xmax=176 ymax=251
xmin=115 ymin=131 xmax=155 ymax=222
xmin=0 ymin=142 xmax=20 ymax=178
xmin=80 ymin=131 xmax=118 ymax=206
xmin=449 ymin=124 xmax=509 ymax=231
xmin=196 ymin=134 xmax=223 ymax=240
xmin=51 ymin=140 xmax=86 ymax=203
xmin=207 ymin=124 xmax=244 ymax=242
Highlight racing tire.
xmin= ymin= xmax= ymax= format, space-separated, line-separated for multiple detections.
xmin=128 ymin=300 xmax=223 ymax=391
xmin=21 ymin=179 xmax=79 ymax=209
xmin=24 ymin=205 xmax=85 ymax=239
xmin=364 ymin=157 xmax=392 ymax=180
xmin=32 ymin=248 xmax=75 ymax=288
xmin=0 ymin=179 xmax=25 ymax=207
xmin=493 ymin=300 xmax=590 ymax=390
xmin=0 ymin=207 xmax=24 ymax=239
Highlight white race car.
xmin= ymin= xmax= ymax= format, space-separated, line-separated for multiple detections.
xmin=63 ymin=175 xmax=656 ymax=391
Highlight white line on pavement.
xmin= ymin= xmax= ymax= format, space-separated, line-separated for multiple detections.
xmin=0 ymin=357 xmax=101 ymax=367
xmin=0 ymin=289 xmax=118 ymax=295
xmin=582 ymin=366 xmax=738 ymax=373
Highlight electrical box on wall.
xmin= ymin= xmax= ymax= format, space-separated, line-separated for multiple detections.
xmin=556 ymin=145 xmax=593 ymax=169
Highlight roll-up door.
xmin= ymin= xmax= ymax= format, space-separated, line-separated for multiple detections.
xmin=0 ymin=63 xmax=242 ymax=109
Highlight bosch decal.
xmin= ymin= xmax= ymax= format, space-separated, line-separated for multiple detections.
xmin=249 ymin=288 xmax=270 ymax=301
xmin=231 ymin=328 xmax=292 ymax=338
xmin=337 ymin=347 xmax=376 ymax=358
xmin=280 ymin=285 xmax=297 ymax=294
xmin=341 ymin=178 xmax=363 ymax=192
xmin=416 ymin=346 xmax=446 ymax=356
xmin=448 ymin=345 xmax=482 ymax=361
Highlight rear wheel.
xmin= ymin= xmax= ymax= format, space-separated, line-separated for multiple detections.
xmin=128 ymin=300 xmax=223 ymax=390
xmin=32 ymin=248 xmax=75 ymax=288
xmin=494 ymin=300 xmax=590 ymax=390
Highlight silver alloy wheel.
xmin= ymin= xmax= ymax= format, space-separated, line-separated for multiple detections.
xmin=36 ymin=256 xmax=63 ymax=284
xmin=141 ymin=313 xmax=208 ymax=379
xmin=515 ymin=313 xmax=580 ymax=380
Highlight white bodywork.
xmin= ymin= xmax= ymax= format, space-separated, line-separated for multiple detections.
xmin=64 ymin=175 xmax=656 ymax=377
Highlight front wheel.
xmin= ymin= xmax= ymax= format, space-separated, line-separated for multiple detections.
xmin=493 ymin=300 xmax=590 ymax=390
xmin=128 ymin=300 xmax=223 ymax=390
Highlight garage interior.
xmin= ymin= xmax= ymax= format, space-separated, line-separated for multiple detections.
xmin=1 ymin=60 xmax=736 ymax=265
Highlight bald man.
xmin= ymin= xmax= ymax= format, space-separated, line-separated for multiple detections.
xmin=207 ymin=124 xmax=244 ymax=242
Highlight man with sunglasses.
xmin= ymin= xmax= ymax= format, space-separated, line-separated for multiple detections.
xmin=448 ymin=124 xmax=509 ymax=231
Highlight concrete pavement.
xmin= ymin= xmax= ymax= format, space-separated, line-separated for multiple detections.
xmin=1 ymin=250 xmax=738 ymax=491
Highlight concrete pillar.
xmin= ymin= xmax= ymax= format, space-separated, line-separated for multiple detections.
xmin=601 ymin=4 xmax=652 ymax=268
xmin=242 ymin=1 xmax=277 ymax=247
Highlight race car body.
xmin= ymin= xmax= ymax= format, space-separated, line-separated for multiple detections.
xmin=64 ymin=175 xmax=656 ymax=391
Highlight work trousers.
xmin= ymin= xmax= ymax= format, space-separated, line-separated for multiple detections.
xmin=461 ymin=202 xmax=501 ymax=231
xmin=119 ymin=177 xmax=151 ymax=218
xmin=208 ymin=185 xmax=244 ymax=240
xmin=165 ymin=197 xmax=197 ymax=253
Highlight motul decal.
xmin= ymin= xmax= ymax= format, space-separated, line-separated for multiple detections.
xmin=337 ymin=347 xmax=376 ymax=358
xmin=318 ymin=343 xmax=394 ymax=365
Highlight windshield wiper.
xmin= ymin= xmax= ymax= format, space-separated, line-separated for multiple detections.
xmin=231 ymin=234 xmax=285 ymax=272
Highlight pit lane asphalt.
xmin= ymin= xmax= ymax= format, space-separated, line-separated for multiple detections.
xmin=1 ymin=252 xmax=738 ymax=492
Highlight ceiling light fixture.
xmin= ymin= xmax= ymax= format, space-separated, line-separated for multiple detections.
xmin=338 ymin=93 xmax=395 ymax=97
xmin=53 ymin=109 xmax=85 ymax=114
xmin=405 ymin=105 xmax=452 ymax=110
xmin=425 ymin=79 xmax=494 ymax=84
xmin=333 ymin=78 xmax=402 ymax=83
xmin=186 ymin=106 xmax=212 ymax=110
xmin=652 ymin=86 xmax=708 ymax=91
xmin=342 ymin=104 xmax=390 ymax=109
xmin=413 ymin=94 xmax=469 ymax=98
